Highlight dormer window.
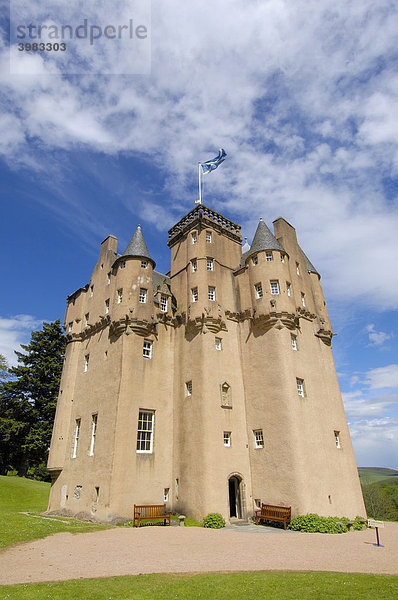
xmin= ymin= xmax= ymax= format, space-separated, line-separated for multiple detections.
xmin=206 ymin=231 xmax=212 ymax=243
xmin=141 ymin=260 xmax=148 ymax=268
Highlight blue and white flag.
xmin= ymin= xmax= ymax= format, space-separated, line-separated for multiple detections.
xmin=200 ymin=148 xmax=227 ymax=174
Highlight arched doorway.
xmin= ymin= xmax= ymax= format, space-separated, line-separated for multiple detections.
xmin=228 ymin=475 xmax=242 ymax=518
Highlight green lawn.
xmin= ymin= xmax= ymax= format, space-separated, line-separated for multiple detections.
xmin=0 ymin=475 xmax=109 ymax=548
xmin=358 ymin=467 xmax=398 ymax=484
xmin=1 ymin=572 xmax=397 ymax=600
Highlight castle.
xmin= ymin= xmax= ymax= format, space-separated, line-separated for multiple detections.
xmin=47 ymin=203 xmax=365 ymax=522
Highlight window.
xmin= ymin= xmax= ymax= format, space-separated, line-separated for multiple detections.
xmin=291 ymin=334 xmax=298 ymax=351
xmin=192 ymin=287 xmax=198 ymax=302
xmin=89 ymin=414 xmax=97 ymax=456
xmin=255 ymin=498 xmax=261 ymax=509
xmin=296 ymin=378 xmax=305 ymax=397
xmin=301 ymin=293 xmax=306 ymax=307
xmin=296 ymin=262 xmax=300 ymax=275
xmin=143 ymin=340 xmax=152 ymax=359
xmin=287 ymin=283 xmax=292 ymax=297
xmin=270 ymin=280 xmax=280 ymax=295
xmin=191 ymin=232 xmax=197 ymax=244
xmin=136 ymin=410 xmax=154 ymax=453
xmin=117 ymin=288 xmax=123 ymax=304
xmin=206 ymin=257 xmax=214 ymax=271
xmin=68 ymin=322 xmax=73 ymax=333
xmin=90 ymin=285 xmax=94 ymax=297
xmin=206 ymin=231 xmax=212 ymax=243
xmin=164 ymin=488 xmax=169 ymax=502
xmin=215 ymin=337 xmax=222 ymax=351
xmin=72 ymin=419 xmax=81 ymax=458
xmin=120 ymin=260 xmax=126 ymax=269
xmin=281 ymin=254 xmax=285 ymax=263
xmin=141 ymin=260 xmax=148 ymax=268
xmin=104 ymin=350 xmax=108 ymax=360
xmin=334 ymin=431 xmax=341 ymax=448
xmin=255 ymin=283 xmax=263 ymax=299
xmin=160 ymin=295 xmax=168 ymax=312
xmin=105 ymin=298 xmax=110 ymax=314
xmin=85 ymin=313 xmax=89 ymax=327
xmin=252 ymin=255 xmax=258 ymax=265
xmin=185 ymin=381 xmax=192 ymax=396
xmin=224 ymin=432 xmax=231 ymax=447
xmin=220 ymin=382 xmax=232 ymax=407
xmin=139 ymin=288 xmax=147 ymax=303
xmin=191 ymin=259 xmax=197 ymax=272
xmin=208 ymin=286 xmax=216 ymax=301
xmin=266 ymin=252 xmax=273 ymax=262
xmin=84 ymin=354 xmax=89 ymax=373
xmin=253 ymin=429 xmax=264 ymax=449
xmin=107 ymin=272 xmax=111 ymax=285
xmin=176 ymin=478 xmax=179 ymax=499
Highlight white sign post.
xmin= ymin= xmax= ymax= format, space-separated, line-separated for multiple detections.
xmin=368 ymin=519 xmax=385 ymax=547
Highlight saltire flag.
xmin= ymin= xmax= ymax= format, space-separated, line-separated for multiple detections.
xmin=200 ymin=148 xmax=227 ymax=174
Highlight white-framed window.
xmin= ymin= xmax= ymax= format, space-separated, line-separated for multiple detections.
xmin=301 ymin=293 xmax=306 ymax=307
xmin=68 ymin=322 xmax=73 ymax=333
xmin=117 ymin=288 xmax=123 ymax=304
xmin=141 ymin=260 xmax=148 ymax=268
xmin=266 ymin=252 xmax=273 ymax=262
xmin=253 ymin=429 xmax=264 ymax=449
xmin=136 ymin=410 xmax=154 ymax=453
xmin=255 ymin=283 xmax=263 ymax=299
xmin=139 ymin=288 xmax=147 ymax=303
xmin=185 ymin=381 xmax=192 ymax=396
xmin=281 ymin=254 xmax=285 ymax=263
xmin=287 ymin=283 xmax=292 ymax=297
xmin=224 ymin=431 xmax=231 ymax=447
xmin=192 ymin=287 xmax=198 ymax=302
xmin=107 ymin=272 xmax=111 ymax=285
xmin=296 ymin=262 xmax=300 ymax=275
xmin=215 ymin=337 xmax=222 ymax=351
xmin=270 ymin=280 xmax=280 ymax=295
xmin=291 ymin=334 xmax=298 ymax=351
xmin=90 ymin=285 xmax=94 ymax=297
xmin=72 ymin=418 xmax=81 ymax=458
xmin=85 ymin=313 xmax=89 ymax=327
xmin=164 ymin=488 xmax=169 ymax=502
xmin=160 ymin=295 xmax=168 ymax=312
xmin=192 ymin=232 xmax=197 ymax=244
xmin=206 ymin=231 xmax=212 ymax=243
xmin=89 ymin=414 xmax=97 ymax=456
xmin=206 ymin=257 xmax=214 ymax=271
xmin=191 ymin=259 xmax=197 ymax=272
xmin=84 ymin=354 xmax=89 ymax=373
xmin=252 ymin=255 xmax=258 ymax=265
xmin=105 ymin=298 xmax=110 ymax=314
xmin=296 ymin=378 xmax=305 ymax=397
xmin=143 ymin=340 xmax=153 ymax=359
xmin=334 ymin=431 xmax=341 ymax=448
xmin=208 ymin=286 xmax=216 ymax=301
xmin=120 ymin=260 xmax=126 ymax=269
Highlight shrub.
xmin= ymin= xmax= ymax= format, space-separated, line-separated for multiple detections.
xmin=203 ymin=513 xmax=225 ymax=529
xmin=289 ymin=513 xmax=349 ymax=534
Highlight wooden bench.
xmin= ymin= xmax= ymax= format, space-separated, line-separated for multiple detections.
xmin=255 ymin=503 xmax=291 ymax=529
xmin=133 ymin=504 xmax=171 ymax=527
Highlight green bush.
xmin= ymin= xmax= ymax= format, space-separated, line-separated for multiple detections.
xmin=289 ymin=513 xmax=349 ymax=534
xmin=352 ymin=516 xmax=367 ymax=531
xmin=203 ymin=512 xmax=225 ymax=529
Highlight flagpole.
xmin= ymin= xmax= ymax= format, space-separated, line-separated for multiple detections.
xmin=198 ymin=162 xmax=202 ymax=204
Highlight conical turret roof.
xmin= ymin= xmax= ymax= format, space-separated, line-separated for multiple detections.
xmin=122 ymin=225 xmax=153 ymax=261
xmin=246 ymin=218 xmax=285 ymax=258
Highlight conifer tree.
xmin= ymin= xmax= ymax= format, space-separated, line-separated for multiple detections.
xmin=0 ymin=321 xmax=65 ymax=479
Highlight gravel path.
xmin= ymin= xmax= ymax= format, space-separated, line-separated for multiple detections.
xmin=0 ymin=522 xmax=397 ymax=585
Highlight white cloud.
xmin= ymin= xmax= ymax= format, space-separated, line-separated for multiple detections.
xmin=365 ymin=365 xmax=398 ymax=389
xmin=366 ymin=324 xmax=393 ymax=347
xmin=349 ymin=417 xmax=398 ymax=468
xmin=0 ymin=315 xmax=45 ymax=367
xmin=343 ymin=390 xmax=398 ymax=419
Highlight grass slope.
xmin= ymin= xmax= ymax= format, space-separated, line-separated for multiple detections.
xmin=1 ymin=572 xmax=398 ymax=600
xmin=358 ymin=467 xmax=398 ymax=484
xmin=0 ymin=475 xmax=109 ymax=548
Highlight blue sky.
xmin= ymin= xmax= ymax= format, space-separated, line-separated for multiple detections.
xmin=1 ymin=1 xmax=397 ymax=469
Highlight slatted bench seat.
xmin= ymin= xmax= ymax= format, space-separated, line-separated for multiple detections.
xmin=255 ymin=503 xmax=291 ymax=529
xmin=133 ymin=503 xmax=171 ymax=527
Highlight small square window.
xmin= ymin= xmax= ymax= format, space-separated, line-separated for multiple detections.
xmin=224 ymin=432 xmax=231 ymax=447
xmin=143 ymin=340 xmax=152 ymax=359
xmin=287 ymin=283 xmax=292 ymax=297
xmin=254 ymin=429 xmax=264 ymax=449
xmin=141 ymin=260 xmax=148 ymax=268
xmin=270 ymin=280 xmax=280 ymax=295
xmin=117 ymin=289 xmax=123 ymax=304
xmin=291 ymin=334 xmax=298 ymax=351
xmin=84 ymin=354 xmax=89 ymax=373
xmin=255 ymin=283 xmax=263 ymax=299
xmin=68 ymin=322 xmax=73 ymax=333
xmin=206 ymin=231 xmax=212 ymax=243
xmin=206 ymin=258 xmax=214 ymax=271
xmin=301 ymin=293 xmax=306 ymax=307
xmin=105 ymin=298 xmax=110 ymax=314
xmin=296 ymin=378 xmax=305 ymax=397
xmin=208 ymin=286 xmax=216 ymax=301
xmin=90 ymin=285 xmax=94 ymax=297
xmin=107 ymin=272 xmax=111 ymax=285
xmin=252 ymin=255 xmax=258 ymax=265
xmin=296 ymin=262 xmax=300 ymax=275
xmin=139 ymin=288 xmax=147 ymax=303
xmin=160 ymin=295 xmax=168 ymax=312
xmin=281 ymin=254 xmax=285 ymax=263
xmin=334 ymin=431 xmax=341 ymax=448
xmin=120 ymin=260 xmax=126 ymax=269
xmin=185 ymin=381 xmax=192 ymax=396
xmin=192 ymin=232 xmax=197 ymax=244
xmin=215 ymin=337 xmax=222 ymax=351
xmin=192 ymin=287 xmax=198 ymax=302
xmin=266 ymin=252 xmax=273 ymax=262
xmin=85 ymin=313 xmax=89 ymax=327
xmin=191 ymin=259 xmax=197 ymax=272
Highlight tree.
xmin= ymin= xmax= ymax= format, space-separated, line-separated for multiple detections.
xmin=0 ymin=354 xmax=12 ymax=385
xmin=0 ymin=321 xmax=65 ymax=479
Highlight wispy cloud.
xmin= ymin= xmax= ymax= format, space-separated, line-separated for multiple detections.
xmin=349 ymin=417 xmax=398 ymax=468
xmin=365 ymin=364 xmax=398 ymax=389
xmin=366 ymin=324 xmax=394 ymax=347
xmin=0 ymin=315 xmax=45 ymax=366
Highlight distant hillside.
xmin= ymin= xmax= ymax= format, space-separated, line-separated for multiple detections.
xmin=358 ymin=468 xmax=398 ymax=521
xmin=358 ymin=467 xmax=398 ymax=485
